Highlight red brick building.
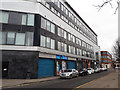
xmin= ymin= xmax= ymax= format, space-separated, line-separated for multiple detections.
xmin=101 ymin=51 xmax=112 ymax=68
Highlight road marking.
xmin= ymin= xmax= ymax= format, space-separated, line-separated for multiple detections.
xmin=73 ymin=75 xmax=107 ymax=89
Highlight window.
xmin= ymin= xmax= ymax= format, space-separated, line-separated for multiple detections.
xmin=22 ymin=14 xmax=27 ymax=25
xmin=64 ymin=44 xmax=67 ymax=52
xmin=61 ymin=43 xmax=64 ymax=51
xmin=40 ymin=35 xmax=46 ymax=47
xmin=61 ymin=4 xmax=64 ymax=11
xmin=25 ymin=32 xmax=33 ymax=46
xmin=46 ymin=3 xmax=50 ymax=8
xmin=57 ymin=12 xmax=60 ymax=17
xmin=58 ymin=41 xmax=61 ymax=51
xmin=58 ymin=27 xmax=61 ymax=36
xmin=51 ymin=39 xmax=55 ymax=49
xmin=47 ymin=21 xmax=51 ymax=31
xmin=0 ymin=11 xmax=9 ymax=23
xmin=64 ymin=31 xmax=67 ymax=39
xmin=27 ymin=14 xmax=34 ymax=26
xmin=46 ymin=37 xmax=50 ymax=48
xmin=0 ymin=32 xmax=7 ymax=44
xmin=7 ymin=32 xmax=15 ymax=45
xmin=51 ymin=23 xmax=55 ymax=33
xmin=51 ymin=7 xmax=55 ymax=12
xmin=41 ymin=18 xmax=47 ymax=29
xmin=15 ymin=33 xmax=25 ymax=45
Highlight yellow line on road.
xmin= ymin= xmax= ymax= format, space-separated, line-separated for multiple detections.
xmin=75 ymin=79 xmax=96 ymax=88
xmin=73 ymin=75 xmax=107 ymax=90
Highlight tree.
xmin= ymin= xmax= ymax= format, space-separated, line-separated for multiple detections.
xmin=112 ymin=40 xmax=120 ymax=61
xmin=94 ymin=0 xmax=119 ymax=14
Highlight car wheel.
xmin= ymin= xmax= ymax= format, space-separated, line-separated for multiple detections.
xmin=69 ymin=75 xmax=72 ymax=79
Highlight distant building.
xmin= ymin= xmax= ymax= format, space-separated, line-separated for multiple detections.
xmin=101 ymin=51 xmax=112 ymax=68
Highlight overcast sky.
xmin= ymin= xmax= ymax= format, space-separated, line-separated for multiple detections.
xmin=67 ymin=0 xmax=118 ymax=54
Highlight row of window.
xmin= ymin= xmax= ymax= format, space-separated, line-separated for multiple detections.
xmin=41 ymin=17 xmax=94 ymax=51
xmin=101 ymin=56 xmax=112 ymax=60
xmin=58 ymin=41 xmax=67 ymax=52
xmin=0 ymin=32 xmax=33 ymax=46
xmin=41 ymin=17 xmax=55 ymax=34
xmin=40 ymin=35 xmax=55 ymax=49
xmin=40 ymin=35 xmax=94 ymax=58
xmin=0 ymin=11 xmax=34 ymax=26
xmin=39 ymin=0 xmax=97 ymax=44
xmin=102 ymin=60 xmax=112 ymax=63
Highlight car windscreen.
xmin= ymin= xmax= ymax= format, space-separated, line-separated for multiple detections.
xmin=64 ymin=70 xmax=72 ymax=72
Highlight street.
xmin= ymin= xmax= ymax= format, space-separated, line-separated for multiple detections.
xmin=3 ymin=69 xmax=113 ymax=89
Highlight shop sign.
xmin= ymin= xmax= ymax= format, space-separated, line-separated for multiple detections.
xmin=56 ymin=55 xmax=68 ymax=60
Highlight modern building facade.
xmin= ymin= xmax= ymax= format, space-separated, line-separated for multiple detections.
xmin=1 ymin=0 xmax=101 ymax=79
xmin=101 ymin=51 xmax=112 ymax=68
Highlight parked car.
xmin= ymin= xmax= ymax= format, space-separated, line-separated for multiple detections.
xmin=59 ymin=69 xmax=79 ymax=79
xmin=87 ymin=68 xmax=94 ymax=74
xmin=79 ymin=68 xmax=88 ymax=76
xmin=102 ymin=67 xmax=107 ymax=71
xmin=99 ymin=68 xmax=103 ymax=72
xmin=94 ymin=68 xmax=100 ymax=73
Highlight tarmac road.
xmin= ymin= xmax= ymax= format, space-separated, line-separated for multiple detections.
xmin=3 ymin=69 xmax=113 ymax=89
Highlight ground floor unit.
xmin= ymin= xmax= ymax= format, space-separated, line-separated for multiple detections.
xmin=2 ymin=50 xmax=98 ymax=79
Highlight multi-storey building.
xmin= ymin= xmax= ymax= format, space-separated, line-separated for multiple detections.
xmin=1 ymin=0 xmax=101 ymax=79
xmin=101 ymin=51 xmax=112 ymax=68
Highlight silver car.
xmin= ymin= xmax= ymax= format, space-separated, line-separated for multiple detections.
xmin=60 ymin=69 xmax=79 ymax=79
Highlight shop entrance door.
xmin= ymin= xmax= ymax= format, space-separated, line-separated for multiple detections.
xmin=2 ymin=62 xmax=9 ymax=78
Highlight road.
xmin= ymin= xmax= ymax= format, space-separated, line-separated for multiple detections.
xmin=3 ymin=70 xmax=113 ymax=89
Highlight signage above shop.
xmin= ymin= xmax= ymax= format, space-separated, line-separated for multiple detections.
xmin=56 ymin=55 xmax=68 ymax=60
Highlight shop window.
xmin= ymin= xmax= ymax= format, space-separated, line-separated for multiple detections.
xmin=7 ymin=32 xmax=15 ymax=45
xmin=0 ymin=11 xmax=9 ymax=23
xmin=51 ymin=23 xmax=55 ymax=33
xmin=22 ymin=14 xmax=27 ymax=25
xmin=27 ymin=14 xmax=34 ymax=26
xmin=51 ymin=39 xmax=55 ymax=49
xmin=25 ymin=32 xmax=33 ymax=46
xmin=47 ymin=21 xmax=51 ymax=31
xmin=46 ymin=37 xmax=50 ymax=48
xmin=15 ymin=33 xmax=25 ymax=45
xmin=40 ymin=35 xmax=46 ymax=47
xmin=41 ymin=18 xmax=47 ymax=29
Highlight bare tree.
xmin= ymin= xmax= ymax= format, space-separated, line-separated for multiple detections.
xmin=94 ymin=0 xmax=120 ymax=14
xmin=112 ymin=40 xmax=120 ymax=61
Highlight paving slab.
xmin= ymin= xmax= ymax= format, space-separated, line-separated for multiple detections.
xmin=2 ymin=76 xmax=59 ymax=88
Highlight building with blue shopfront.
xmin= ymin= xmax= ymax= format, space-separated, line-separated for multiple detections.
xmin=1 ymin=0 xmax=101 ymax=79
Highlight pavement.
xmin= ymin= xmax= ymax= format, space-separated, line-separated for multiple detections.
xmin=79 ymin=69 xmax=119 ymax=88
xmin=2 ymin=76 xmax=59 ymax=88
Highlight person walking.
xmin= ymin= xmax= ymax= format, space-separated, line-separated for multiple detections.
xmin=113 ymin=64 xmax=116 ymax=72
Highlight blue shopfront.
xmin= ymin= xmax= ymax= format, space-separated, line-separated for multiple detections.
xmin=38 ymin=58 xmax=55 ymax=78
xmin=38 ymin=55 xmax=76 ymax=78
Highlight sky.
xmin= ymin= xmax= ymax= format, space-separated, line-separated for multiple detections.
xmin=67 ymin=0 xmax=118 ymax=54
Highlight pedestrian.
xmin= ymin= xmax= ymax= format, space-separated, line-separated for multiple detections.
xmin=113 ymin=64 xmax=116 ymax=72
